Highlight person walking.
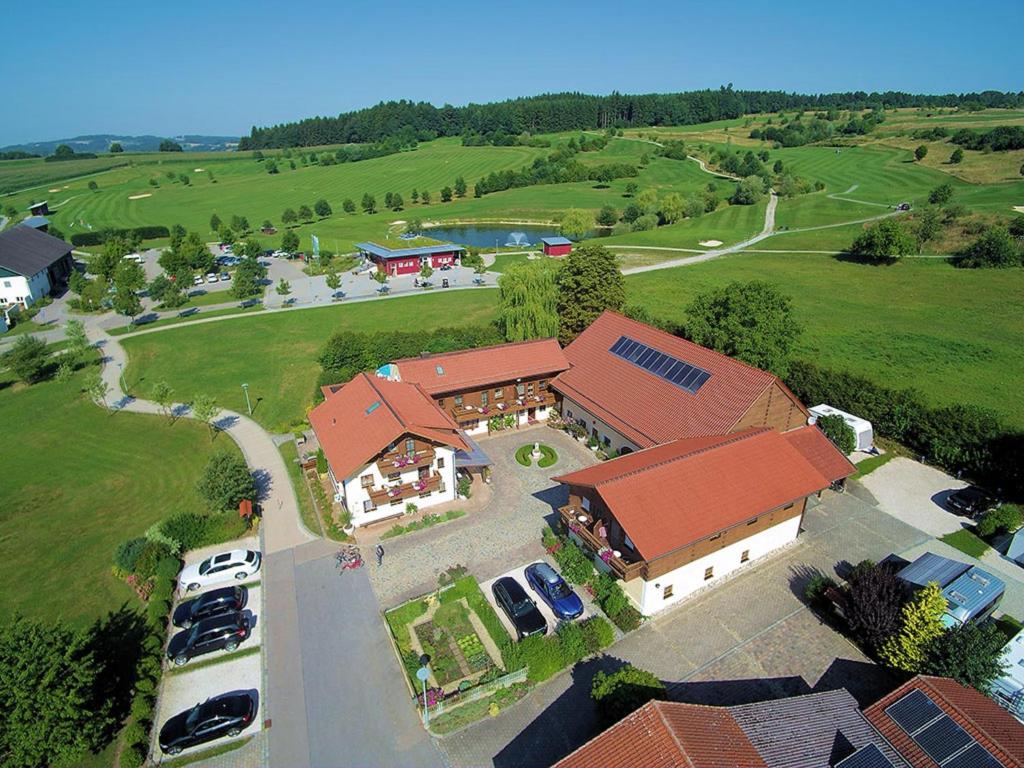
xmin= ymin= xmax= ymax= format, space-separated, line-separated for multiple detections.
xmin=375 ymin=544 xmax=384 ymax=568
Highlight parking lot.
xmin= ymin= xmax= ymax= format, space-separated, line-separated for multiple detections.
xmin=480 ymin=558 xmax=599 ymax=639
xmin=150 ymin=542 xmax=265 ymax=762
xmin=860 ymin=457 xmax=971 ymax=537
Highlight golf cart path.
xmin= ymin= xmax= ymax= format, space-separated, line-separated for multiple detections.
xmin=827 ymin=183 xmax=891 ymax=208
xmin=84 ymin=315 xmax=316 ymax=555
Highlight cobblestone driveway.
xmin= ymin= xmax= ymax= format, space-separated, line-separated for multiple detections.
xmin=367 ymin=427 xmax=598 ymax=607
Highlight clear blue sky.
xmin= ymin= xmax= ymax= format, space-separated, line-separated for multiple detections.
xmin=2 ymin=0 xmax=1020 ymax=146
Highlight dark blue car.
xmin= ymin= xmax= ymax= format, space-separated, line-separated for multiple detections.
xmin=525 ymin=562 xmax=584 ymax=620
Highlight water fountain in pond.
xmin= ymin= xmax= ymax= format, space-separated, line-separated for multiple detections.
xmin=505 ymin=232 xmax=529 ymax=247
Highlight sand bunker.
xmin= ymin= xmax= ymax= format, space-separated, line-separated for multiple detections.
xmin=48 ymin=188 xmax=61 ymax=193
xmin=193 ymin=168 xmax=205 ymax=172
xmin=699 ymin=239 xmax=724 ymax=247
xmin=128 ymin=193 xmax=152 ymax=200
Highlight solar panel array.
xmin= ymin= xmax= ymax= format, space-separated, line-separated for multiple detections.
xmin=608 ymin=336 xmax=712 ymax=394
xmin=834 ymin=743 xmax=897 ymax=768
xmin=885 ymin=689 xmax=1004 ymax=767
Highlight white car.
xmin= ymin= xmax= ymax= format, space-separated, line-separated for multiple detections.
xmin=123 ymin=253 xmax=143 ymax=263
xmin=206 ymin=272 xmax=219 ymax=283
xmin=179 ymin=549 xmax=261 ymax=593
xmin=193 ymin=275 xmax=204 ymax=286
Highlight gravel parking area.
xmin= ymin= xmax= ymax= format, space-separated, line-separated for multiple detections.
xmin=860 ymin=457 xmax=970 ymax=537
xmin=166 ymin=584 xmax=262 ymax=668
xmin=480 ymin=558 xmax=598 ymax=639
xmin=151 ymin=651 xmax=262 ymax=762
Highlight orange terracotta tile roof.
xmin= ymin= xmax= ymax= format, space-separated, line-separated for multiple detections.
xmin=553 ymin=311 xmax=798 ymax=448
xmin=553 ymin=700 xmax=767 ymax=768
xmin=552 ymin=428 xmax=830 ymax=562
xmin=864 ymin=675 xmax=1024 ymax=767
xmin=781 ymin=425 xmax=857 ymax=483
xmin=309 ymin=373 xmax=468 ymax=480
xmin=391 ymin=338 xmax=569 ymax=396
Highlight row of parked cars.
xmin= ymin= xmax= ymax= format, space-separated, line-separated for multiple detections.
xmin=492 ymin=561 xmax=584 ymax=640
xmin=158 ymin=549 xmax=262 ymax=756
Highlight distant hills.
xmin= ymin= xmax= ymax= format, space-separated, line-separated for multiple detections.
xmin=0 ymin=134 xmax=239 ymax=155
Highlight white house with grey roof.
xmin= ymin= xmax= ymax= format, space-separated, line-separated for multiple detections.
xmin=0 ymin=226 xmax=74 ymax=308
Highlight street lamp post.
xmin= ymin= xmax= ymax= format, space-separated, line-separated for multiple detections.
xmin=241 ymin=383 xmax=252 ymax=416
xmin=416 ymin=653 xmax=431 ymax=727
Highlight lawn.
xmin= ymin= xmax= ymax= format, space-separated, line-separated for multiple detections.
xmin=0 ymin=363 xmax=244 ymax=627
xmin=624 ymin=252 xmax=1024 ymax=428
xmin=939 ymin=529 xmax=991 ymax=559
xmin=122 ymin=290 xmax=499 ymax=431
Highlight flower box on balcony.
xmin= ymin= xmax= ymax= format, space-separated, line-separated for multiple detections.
xmin=387 ymin=487 xmax=402 ymax=497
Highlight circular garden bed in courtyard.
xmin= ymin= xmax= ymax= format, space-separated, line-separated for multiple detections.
xmin=515 ymin=443 xmax=558 ymax=468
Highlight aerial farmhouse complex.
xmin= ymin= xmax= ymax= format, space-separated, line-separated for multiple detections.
xmin=311 ymin=310 xmax=854 ymax=616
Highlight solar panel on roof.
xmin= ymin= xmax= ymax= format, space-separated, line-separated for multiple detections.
xmin=608 ymin=336 xmax=711 ymax=394
xmin=834 ymin=743 xmax=896 ymax=768
xmin=885 ymin=689 xmax=943 ymax=733
xmin=914 ymin=716 xmax=972 ymax=764
xmin=943 ymin=742 xmax=1002 ymax=768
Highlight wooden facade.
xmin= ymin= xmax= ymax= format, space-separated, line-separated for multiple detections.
xmin=435 ymin=376 xmax=557 ymax=430
xmin=560 ymin=487 xmax=808 ymax=582
xmin=732 ymin=381 xmax=809 ymax=435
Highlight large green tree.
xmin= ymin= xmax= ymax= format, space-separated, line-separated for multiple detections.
xmin=849 ymin=218 xmax=916 ymax=262
xmin=684 ymin=280 xmax=800 ymax=376
xmin=497 ymin=262 xmax=560 ymax=342
xmin=879 ymin=582 xmax=947 ymax=671
xmin=0 ymin=616 xmax=114 ymax=768
xmin=922 ymin=622 xmax=1007 ymax=693
xmin=956 ymin=226 xmax=1021 ymax=269
xmin=590 ymin=665 xmax=666 ymax=726
xmin=559 ymin=208 xmax=592 ymax=240
xmin=196 ymin=451 xmax=256 ymax=512
xmin=1 ymin=335 xmax=51 ymax=384
xmin=555 ymin=243 xmax=625 ymax=345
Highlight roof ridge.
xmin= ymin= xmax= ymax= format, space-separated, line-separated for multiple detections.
xmin=392 ymin=337 xmax=561 ymax=364
xmin=593 ymin=428 xmax=771 ymax=487
xmin=363 ymin=372 xmax=406 ymax=428
xmin=650 ymin=701 xmax=697 ymax=768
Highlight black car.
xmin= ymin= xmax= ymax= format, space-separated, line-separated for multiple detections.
xmin=492 ymin=576 xmax=547 ymax=639
xmin=166 ymin=612 xmax=249 ymax=666
xmin=159 ymin=692 xmax=257 ymax=755
xmin=172 ymin=586 xmax=246 ymax=629
xmin=946 ymin=486 xmax=999 ymax=518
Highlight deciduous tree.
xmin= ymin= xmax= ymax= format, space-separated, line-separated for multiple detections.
xmin=210 ymin=213 xmax=221 ymax=232
xmin=928 ymin=183 xmax=954 ymax=205
xmin=281 ymin=230 xmax=299 ymax=253
xmin=454 ymin=176 xmax=467 ymax=197
xmin=361 ymin=193 xmax=376 ymax=214
xmin=440 ymin=186 xmax=453 ymax=202
xmin=497 ymin=262 xmax=560 ymax=342
xmin=191 ymin=394 xmax=219 ymax=440
xmin=590 ymin=665 xmax=666 ymax=726
xmin=559 ymin=208 xmax=591 ymax=240
xmin=922 ymin=622 xmax=1007 ymax=693
xmin=281 ymin=208 xmax=298 ymax=226
xmin=949 ymin=147 xmax=964 ymax=164
xmin=596 ymin=205 xmax=618 ymax=227
xmin=844 ymin=562 xmax=904 ymax=652
xmin=314 ymin=198 xmax=332 ymax=218
xmin=555 ymin=243 xmax=625 ymax=345
xmin=955 ymin=226 xmax=1021 ymax=268
xmin=298 ymin=205 xmax=313 ymax=222
xmin=914 ymin=145 xmax=928 ymax=161
xmin=880 ymin=582 xmax=947 ymax=671
xmin=1 ymin=335 xmax=51 ymax=383
xmin=151 ymin=380 xmax=175 ymax=421
xmin=196 ymin=451 xmax=256 ymax=512
xmin=658 ymin=192 xmax=685 ymax=224
xmin=849 ymin=218 xmax=916 ymax=262
xmin=342 ymin=198 xmax=356 ymax=214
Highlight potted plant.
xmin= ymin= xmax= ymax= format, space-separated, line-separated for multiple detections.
xmin=587 ymin=437 xmax=599 ymax=451
xmin=340 ymin=509 xmax=354 ymax=535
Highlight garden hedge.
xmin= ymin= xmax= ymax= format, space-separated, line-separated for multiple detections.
xmin=69 ymin=225 xmax=169 ymax=247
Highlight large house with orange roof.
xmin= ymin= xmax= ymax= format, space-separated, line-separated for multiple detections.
xmin=309 ymin=373 xmax=470 ymax=527
xmin=553 ymin=426 xmax=854 ymax=613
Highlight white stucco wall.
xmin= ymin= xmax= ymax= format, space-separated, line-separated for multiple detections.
xmin=632 ymin=515 xmax=801 ymax=615
xmin=335 ymin=445 xmax=457 ymax=527
xmin=0 ymin=270 xmax=49 ymax=307
xmin=559 ymin=396 xmax=641 ymax=454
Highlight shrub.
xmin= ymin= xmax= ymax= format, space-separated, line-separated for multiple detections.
xmin=133 ymin=541 xmax=171 ymax=580
xmin=120 ymin=743 xmax=146 ymax=768
xmin=130 ymin=693 xmax=154 ymax=726
xmin=976 ymin=504 xmax=1023 ymax=538
xmin=804 ymin=572 xmax=838 ymax=607
xmin=557 ymin=621 xmax=588 ymax=666
xmin=921 ymin=621 xmax=1008 ymax=693
xmin=552 ymin=538 xmax=594 ymax=585
xmin=518 ymin=635 xmax=564 ymax=682
xmin=316 ymin=448 xmax=328 ymax=474
xmin=580 ymin=616 xmax=615 ymax=653
xmin=955 ymin=226 xmax=1021 ymax=269
xmin=121 ymin=721 xmax=147 ymax=750
xmin=817 ymin=414 xmax=856 ymax=455
xmin=591 ymin=665 xmax=666 ymax=725
xmin=457 ymin=475 xmax=472 ymax=498
xmin=144 ymin=521 xmax=181 ymax=556
xmin=114 ymin=537 xmax=149 ymax=572
xmin=160 ymin=512 xmax=210 ymax=551
xmin=155 ymin=555 xmax=181 ymax=583
xmin=541 ymin=525 xmax=559 ymax=551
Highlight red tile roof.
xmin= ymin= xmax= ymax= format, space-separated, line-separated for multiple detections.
xmin=391 ymin=338 xmax=568 ymax=396
xmin=781 ymin=425 xmax=857 ymax=483
xmin=865 ymin=675 xmax=1024 ymax=768
xmin=553 ymin=700 xmax=767 ymax=768
xmin=309 ymin=373 xmax=467 ymax=480
xmin=552 ymin=428 xmax=830 ymax=562
xmin=553 ymin=311 xmax=798 ymax=448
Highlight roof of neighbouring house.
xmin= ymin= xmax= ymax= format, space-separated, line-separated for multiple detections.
xmin=541 ymin=236 xmax=572 ymax=246
xmin=309 ymin=372 xmax=468 ymax=480
xmin=864 ymin=675 xmax=1024 ymax=767
xmin=552 ymin=310 xmax=802 ymax=448
xmin=0 ymin=225 xmax=71 ymax=277
xmin=552 ymin=427 xmax=831 ymax=562
xmin=389 ymin=338 xmax=569 ymax=395
xmin=729 ymin=689 xmax=909 ymax=768
xmin=355 ymin=241 xmax=464 ymax=259
xmin=552 ymin=699 xmax=768 ymax=768
xmin=781 ymin=425 xmax=858 ymax=483
xmin=19 ymin=216 xmax=50 ymax=229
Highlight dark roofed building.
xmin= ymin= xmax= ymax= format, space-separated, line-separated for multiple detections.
xmin=0 ymin=226 xmax=74 ymax=308
xmin=20 ymin=215 xmax=51 ymax=232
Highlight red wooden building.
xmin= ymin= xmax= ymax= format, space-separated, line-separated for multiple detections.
xmin=541 ymin=237 xmax=573 ymax=257
xmin=356 ymin=241 xmax=464 ymax=276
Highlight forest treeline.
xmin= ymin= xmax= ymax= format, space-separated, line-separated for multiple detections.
xmin=238 ymin=87 xmax=1023 ymax=149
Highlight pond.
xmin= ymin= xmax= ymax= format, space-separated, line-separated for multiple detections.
xmin=426 ymin=224 xmax=562 ymax=248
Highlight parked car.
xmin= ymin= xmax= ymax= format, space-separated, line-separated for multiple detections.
xmin=193 ymin=275 xmax=204 ymax=286
xmin=172 ymin=586 xmax=246 ymax=628
xmin=159 ymin=692 xmax=257 ymax=755
xmin=220 ymin=271 xmax=231 ymax=281
xmin=492 ymin=576 xmax=546 ymax=639
xmin=179 ymin=549 xmax=261 ymax=593
xmin=206 ymin=272 xmax=219 ymax=283
xmin=525 ymin=562 xmax=584 ymax=620
xmin=439 ymin=264 xmax=452 ymax=271
xmin=946 ymin=486 xmax=999 ymax=518
xmin=166 ymin=611 xmax=249 ymax=666
xmin=123 ymin=253 xmax=143 ymax=263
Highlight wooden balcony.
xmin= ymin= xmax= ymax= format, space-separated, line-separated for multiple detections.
xmin=368 ymin=472 xmax=444 ymax=507
xmin=376 ymin=447 xmax=435 ymax=476
xmin=449 ymin=391 xmax=557 ymax=422
xmin=559 ymin=506 xmax=645 ymax=581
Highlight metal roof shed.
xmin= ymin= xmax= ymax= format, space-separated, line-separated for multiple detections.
xmin=896 ymin=551 xmax=970 ymax=589
xmin=941 ymin=566 xmax=1004 ymax=626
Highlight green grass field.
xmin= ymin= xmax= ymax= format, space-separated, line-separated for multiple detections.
xmin=0 ymin=363 xmax=243 ymax=627
xmin=122 ymin=290 xmax=499 ymax=430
